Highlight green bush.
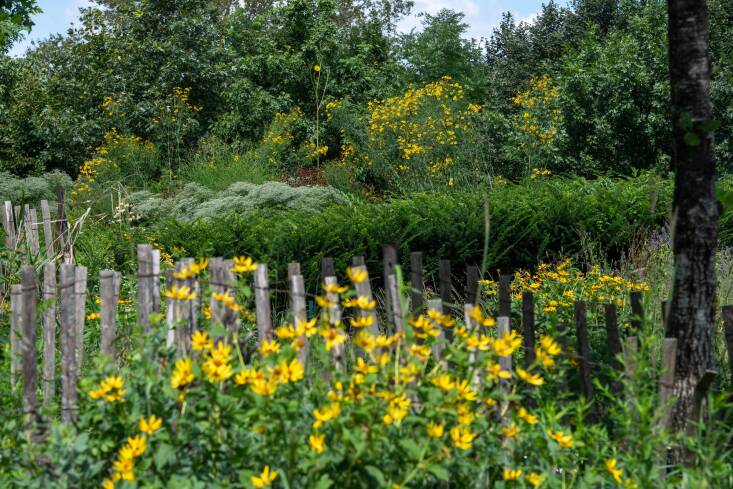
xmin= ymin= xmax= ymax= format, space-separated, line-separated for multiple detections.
xmin=128 ymin=174 xmax=671 ymax=290
xmin=0 ymin=170 xmax=73 ymax=204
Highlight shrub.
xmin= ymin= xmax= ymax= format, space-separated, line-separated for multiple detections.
xmin=136 ymin=174 xmax=671 ymax=291
xmin=0 ymin=170 xmax=73 ymax=204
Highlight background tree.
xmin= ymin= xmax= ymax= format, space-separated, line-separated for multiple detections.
xmin=665 ymin=0 xmax=719 ymax=432
xmin=0 ymin=0 xmax=40 ymax=53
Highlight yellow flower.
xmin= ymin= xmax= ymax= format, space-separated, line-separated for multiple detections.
xmin=232 ymin=256 xmax=257 ymax=273
xmin=313 ymin=402 xmax=341 ymax=428
xmin=353 ymin=331 xmax=376 ymax=352
xmin=319 ymin=327 xmax=348 ymax=351
xmin=309 ymin=433 xmax=326 ymax=453
xmin=355 ymin=357 xmax=378 ymax=375
xmin=323 ymin=282 xmax=348 ymax=294
xmin=250 ymin=377 xmax=278 ymax=397
xmin=503 ymin=468 xmax=522 ymax=481
xmin=171 ymin=358 xmax=194 ymax=389
xmin=87 ymin=312 xmax=101 ymax=321
xmin=431 ymin=374 xmax=454 ymax=391
xmin=494 ymin=331 xmax=522 ymax=357
xmin=517 ymin=407 xmax=538 ymax=425
xmin=502 ymin=423 xmax=520 ymax=438
xmin=138 ymin=415 xmax=162 ymax=435
xmin=126 ymin=435 xmax=147 ymax=457
xmin=164 ymin=284 xmax=196 ymax=301
xmin=486 ymin=361 xmax=511 ymax=382
xmin=516 ymin=368 xmax=545 ymax=386
xmin=455 ymin=379 xmax=478 ymax=401
xmin=313 ymin=65 xmax=321 ymax=72
xmin=426 ymin=421 xmax=445 ymax=438
xmin=102 ymin=478 xmax=115 ymax=489
xmin=191 ymin=330 xmax=213 ymax=351
xmin=295 ymin=318 xmax=318 ymax=337
xmin=90 ymin=375 xmax=126 ymax=402
xmin=347 ymin=266 xmax=367 ymax=284
xmin=350 ymin=315 xmax=375 ymax=328
xmin=355 ymin=296 xmax=376 ymax=310
xmin=251 ymin=465 xmax=278 ymax=488
xmin=547 ymin=428 xmax=574 ymax=448
xmin=409 ymin=344 xmax=431 ymax=360
xmin=450 ymin=425 xmax=477 ymax=450
xmin=606 ymin=458 xmax=623 ymax=483
xmin=540 ymin=336 xmax=561 ymax=355
xmin=259 ymin=339 xmax=281 ymax=357
xmin=526 ymin=473 xmax=543 ymax=486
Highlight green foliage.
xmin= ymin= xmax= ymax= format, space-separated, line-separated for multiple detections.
xmin=0 ymin=170 xmax=72 ymax=204
xmin=129 ymin=175 xmax=671 ymax=290
xmin=0 ymin=0 xmax=40 ymax=53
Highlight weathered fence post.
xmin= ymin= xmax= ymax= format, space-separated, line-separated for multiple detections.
xmin=428 ymin=298 xmax=445 ymax=360
xmin=291 ymin=273 xmax=308 ymax=363
xmin=74 ymin=266 xmax=87 ymax=374
xmin=56 ymin=189 xmax=71 ymax=264
xmin=466 ymin=265 xmax=480 ymax=306
xmin=604 ymin=304 xmax=623 ymax=371
xmin=353 ymin=265 xmax=379 ymax=336
xmin=25 ymin=207 xmax=40 ymax=257
xmin=3 ymin=200 xmax=16 ymax=249
xmin=439 ymin=259 xmax=452 ymax=306
xmin=465 ymin=304 xmax=481 ymax=386
xmin=42 ymin=263 xmax=57 ymax=408
xmin=630 ymin=291 xmax=643 ymax=332
xmin=352 ymin=256 xmax=365 ymax=267
xmin=10 ymin=285 xmax=22 ymax=387
xmin=323 ymin=276 xmax=344 ymax=369
xmin=497 ymin=315 xmax=512 ymax=374
xmin=137 ymin=245 xmax=153 ymax=333
xmin=321 ymin=257 xmax=335 ymax=281
xmin=382 ymin=243 xmax=398 ymax=323
xmin=40 ymin=199 xmax=54 ymax=259
xmin=100 ymin=270 xmax=119 ymax=358
xmin=60 ymin=264 xmax=77 ymax=423
xmin=409 ymin=251 xmax=424 ymax=313
xmin=20 ymin=266 xmax=39 ymax=426
xmin=387 ymin=274 xmax=404 ymax=333
xmin=499 ymin=275 xmax=512 ymax=318
xmin=657 ymin=338 xmax=678 ymax=432
xmin=522 ymin=292 xmax=535 ymax=367
xmin=623 ymin=336 xmax=639 ymax=419
xmin=574 ymin=301 xmax=595 ymax=413
xmin=254 ymin=263 xmax=273 ymax=344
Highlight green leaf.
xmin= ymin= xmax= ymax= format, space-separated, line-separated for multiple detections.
xmin=155 ymin=443 xmax=176 ymax=470
xmin=313 ymin=474 xmax=333 ymax=489
xmin=73 ymin=433 xmax=88 ymax=452
xmin=399 ymin=438 xmax=422 ymax=461
xmin=364 ymin=466 xmax=386 ymax=486
xmin=427 ymin=464 xmax=450 ymax=481
xmin=210 ymin=324 xmax=228 ymax=337
xmin=679 ymin=111 xmax=693 ymax=129
xmin=700 ymin=119 xmax=721 ymax=132
xmin=684 ymin=131 xmax=701 ymax=146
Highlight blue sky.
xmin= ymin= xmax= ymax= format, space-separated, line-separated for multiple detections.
xmin=9 ymin=0 xmax=559 ymax=57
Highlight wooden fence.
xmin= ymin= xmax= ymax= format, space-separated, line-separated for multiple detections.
xmin=4 ymin=227 xmax=733 ymax=467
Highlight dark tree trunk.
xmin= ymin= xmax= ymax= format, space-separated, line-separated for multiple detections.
xmin=666 ymin=0 xmax=718 ymax=432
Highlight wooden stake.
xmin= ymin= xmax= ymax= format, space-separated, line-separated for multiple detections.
xmin=604 ymin=304 xmax=623 ymax=372
xmin=60 ymin=264 xmax=77 ymax=423
xmin=323 ymin=276 xmax=344 ymax=369
xmin=100 ymin=270 xmax=118 ymax=358
xmin=657 ymin=338 xmax=678 ymax=432
xmin=254 ymin=263 xmax=272 ymax=344
xmin=42 ymin=263 xmax=56 ymax=408
xmin=40 ymin=199 xmax=54 ymax=259
xmin=353 ymin=265 xmax=379 ymax=336
xmin=10 ymin=284 xmax=21 ymax=387
xmin=439 ymin=259 xmax=451 ymax=305
xmin=497 ymin=316 xmax=512 ymax=374
xmin=74 ymin=266 xmax=87 ymax=374
xmin=20 ymin=266 xmax=39 ymax=423
xmin=630 ymin=291 xmax=643 ymax=332
xmin=387 ymin=274 xmax=404 ymax=333
xmin=428 ymin=298 xmax=445 ymax=360
xmin=321 ymin=257 xmax=335 ymax=280
xmin=522 ymin=292 xmax=535 ymax=367
xmin=575 ymin=301 xmax=595 ymax=406
xmin=466 ymin=265 xmax=480 ymax=306
xmin=352 ymin=256 xmax=365 ymax=267
xmin=137 ymin=244 xmax=153 ymax=333
xmin=722 ymin=305 xmax=733 ymax=382
xmin=409 ymin=251 xmax=424 ymax=313
xmin=3 ymin=200 xmax=16 ymax=249
xmin=291 ymin=274 xmax=308 ymax=363
xmin=499 ymin=275 xmax=512 ymax=317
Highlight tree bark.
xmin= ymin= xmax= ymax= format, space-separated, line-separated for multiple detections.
xmin=666 ymin=0 xmax=718 ymax=433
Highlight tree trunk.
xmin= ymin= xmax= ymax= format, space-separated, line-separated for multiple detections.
xmin=666 ymin=0 xmax=718 ymax=433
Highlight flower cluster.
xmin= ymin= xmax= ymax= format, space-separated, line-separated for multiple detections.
xmin=101 ymin=415 xmax=162 ymax=487
xmin=89 ymin=375 xmax=126 ymax=402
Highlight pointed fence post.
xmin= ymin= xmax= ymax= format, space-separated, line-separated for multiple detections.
xmin=60 ymin=264 xmax=77 ymax=423
xmin=20 ymin=266 xmax=39 ymax=427
xmin=137 ymin=245 xmax=153 ymax=333
xmin=466 ymin=265 xmax=480 ymax=306
xmin=291 ymin=273 xmax=308 ymax=363
xmin=630 ymin=291 xmax=643 ymax=333
xmin=323 ymin=276 xmax=344 ymax=369
xmin=254 ymin=263 xmax=273 ymax=344
xmin=40 ymin=199 xmax=54 ymax=259
xmin=439 ymin=259 xmax=452 ymax=306
xmin=409 ymin=251 xmax=424 ymax=313
xmin=74 ymin=266 xmax=87 ymax=374
xmin=522 ymin=292 xmax=535 ymax=367
xmin=321 ymin=257 xmax=335 ymax=281
xmin=3 ymin=200 xmax=16 ymax=249
xmin=428 ymin=298 xmax=445 ymax=360
xmin=42 ymin=263 xmax=57 ymax=408
xmin=353 ymin=265 xmax=379 ymax=336
xmin=387 ymin=274 xmax=404 ymax=333
xmin=499 ymin=275 xmax=512 ymax=318
xmin=575 ymin=301 xmax=595 ymax=414
xmin=10 ymin=285 xmax=22 ymax=387
xmin=100 ymin=270 xmax=119 ymax=358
